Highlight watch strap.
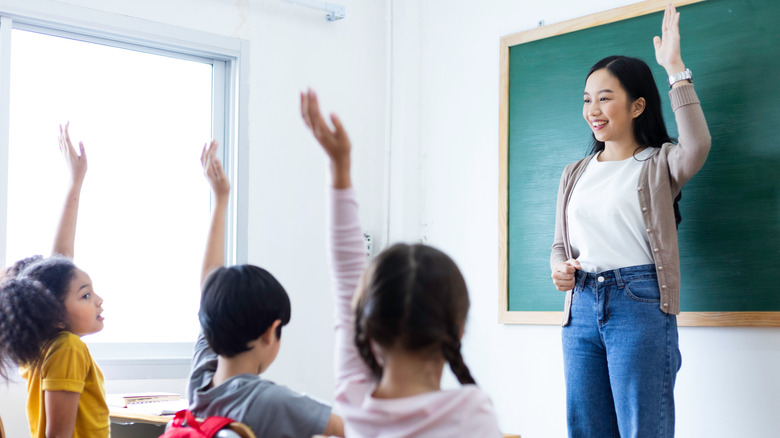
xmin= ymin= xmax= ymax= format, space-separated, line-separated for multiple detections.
xmin=668 ymin=68 xmax=693 ymax=88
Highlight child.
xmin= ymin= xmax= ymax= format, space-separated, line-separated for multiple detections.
xmin=300 ymin=89 xmax=502 ymax=436
xmin=0 ymin=123 xmax=109 ymax=438
xmin=187 ymin=140 xmax=344 ymax=438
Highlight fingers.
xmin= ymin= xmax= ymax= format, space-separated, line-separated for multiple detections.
xmin=331 ymin=113 xmax=346 ymax=138
xmin=78 ymin=141 xmax=86 ymax=159
xmin=301 ymin=92 xmax=313 ymax=130
xmin=304 ymin=89 xmax=332 ymax=140
xmin=201 ymin=142 xmax=208 ymax=166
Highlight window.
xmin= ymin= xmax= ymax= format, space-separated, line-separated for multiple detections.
xmin=0 ymin=8 xmax=247 ymax=374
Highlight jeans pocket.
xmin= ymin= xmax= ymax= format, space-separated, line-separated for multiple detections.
xmin=624 ymin=278 xmax=661 ymax=303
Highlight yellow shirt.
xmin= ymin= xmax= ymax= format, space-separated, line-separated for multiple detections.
xmin=20 ymin=331 xmax=109 ymax=438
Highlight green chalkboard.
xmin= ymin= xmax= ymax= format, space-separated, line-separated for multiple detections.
xmin=498 ymin=0 xmax=780 ymax=326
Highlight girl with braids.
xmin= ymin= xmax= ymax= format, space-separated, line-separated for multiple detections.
xmin=301 ymin=89 xmax=501 ymax=437
xmin=0 ymin=123 xmax=109 ymax=438
xmin=550 ymin=5 xmax=710 ymax=437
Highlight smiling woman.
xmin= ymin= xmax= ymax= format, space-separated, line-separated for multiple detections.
xmin=549 ymin=4 xmax=711 ymax=437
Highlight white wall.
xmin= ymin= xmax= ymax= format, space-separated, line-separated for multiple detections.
xmin=393 ymin=0 xmax=780 ymax=437
xmin=2 ymin=1 xmax=780 ymax=437
xmin=0 ymin=0 xmax=388 ymax=436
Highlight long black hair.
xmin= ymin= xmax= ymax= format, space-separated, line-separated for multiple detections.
xmin=354 ymin=243 xmax=476 ymax=385
xmin=0 ymin=255 xmax=75 ymax=380
xmin=586 ymin=55 xmax=682 ymax=227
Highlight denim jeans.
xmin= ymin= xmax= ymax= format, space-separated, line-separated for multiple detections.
xmin=562 ymin=264 xmax=681 ymax=438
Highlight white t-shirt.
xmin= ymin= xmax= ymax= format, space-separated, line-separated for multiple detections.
xmin=567 ymin=148 xmax=654 ymax=273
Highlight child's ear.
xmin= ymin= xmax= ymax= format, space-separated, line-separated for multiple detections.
xmin=261 ymin=319 xmax=283 ymax=345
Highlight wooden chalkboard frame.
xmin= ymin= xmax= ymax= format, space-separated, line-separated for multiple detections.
xmin=497 ymin=0 xmax=780 ymax=327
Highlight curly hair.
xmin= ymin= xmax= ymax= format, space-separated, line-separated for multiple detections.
xmin=0 ymin=278 xmax=66 ymax=381
xmin=0 ymin=255 xmax=75 ymax=381
xmin=354 ymin=243 xmax=476 ymax=385
xmin=0 ymin=255 xmax=43 ymax=284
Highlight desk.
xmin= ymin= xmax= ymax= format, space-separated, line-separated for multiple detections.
xmin=109 ymin=407 xmax=171 ymax=438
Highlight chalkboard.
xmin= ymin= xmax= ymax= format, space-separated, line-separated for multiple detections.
xmin=498 ymin=0 xmax=780 ymax=326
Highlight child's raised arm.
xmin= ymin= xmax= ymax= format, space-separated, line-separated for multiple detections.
xmin=301 ymin=89 xmax=369 ymax=400
xmin=52 ymin=122 xmax=87 ymax=258
xmin=300 ymin=89 xmax=351 ymax=189
xmin=200 ymin=140 xmax=230 ymax=287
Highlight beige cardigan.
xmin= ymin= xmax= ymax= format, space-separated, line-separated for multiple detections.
xmin=551 ymin=83 xmax=711 ymax=325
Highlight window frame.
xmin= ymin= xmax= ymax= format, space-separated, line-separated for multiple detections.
xmin=0 ymin=3 xmax=249 ymax=379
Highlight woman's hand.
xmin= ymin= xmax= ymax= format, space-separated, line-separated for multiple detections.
xmin=200 ymin=139 xmax=230 ymax=202
xmin=551 ymin=259 xmax=581 ymax=292
xmin=300 ymin=89 xmax=351 ymax=189
xmin=653 ymin=3 xmax=686 ymax=76
xmin=58 ymin=122 xmax=87 ymax=187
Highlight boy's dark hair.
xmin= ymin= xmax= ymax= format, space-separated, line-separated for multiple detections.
xmin=199 ymin=265 xmax=291 ymax=358
xmin=586 ymin=55 xmax=683 ymax=228
xmin=354 ymin=243 xmax=476 ymax=385
xmin=0 ymin=256 xmax=73 ymax=381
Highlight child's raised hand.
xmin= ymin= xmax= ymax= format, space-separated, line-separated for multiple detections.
xmin=301 ymin=89 xmax=351 ymax=188
xmin=58 ymin=122 xmax=87 ymax=186
xmin=201 ymin=139 xmax=230 ymax=201
xmin=653 ymin=3 xmax=686 ymax=75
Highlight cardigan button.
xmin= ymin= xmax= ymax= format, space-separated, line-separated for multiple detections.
xmin=662 ymin=285 xmax=667 ymax=289
xmin=654 ymin=248 xmax=659 ymax=253
xmin=642 ymin=207 xmax=648 ymax=212
xmin=658 ymin=266 xmax=664 ymax=271
xmin=663 ymin=302 xmax=669 ymax=307
xmin=646 ymin=228 xmax=652 ymax=233
xmin=638 ymin=187 xmax=643 ymax=191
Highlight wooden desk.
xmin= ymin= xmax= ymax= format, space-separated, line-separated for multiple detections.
xmin=110 ymin=407 xmax=171 ymax=438
xmin=109 ymin=406 xmax=173 ymax=426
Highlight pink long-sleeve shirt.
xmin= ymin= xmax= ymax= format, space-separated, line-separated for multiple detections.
xmin=329 ymin=187 xmax=502 ymax=437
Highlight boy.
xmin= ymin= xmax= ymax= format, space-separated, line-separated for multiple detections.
xmin=187 ymin=140 xmax=344 ymax=438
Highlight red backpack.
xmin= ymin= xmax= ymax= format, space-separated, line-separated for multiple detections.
xmin=159 ymin=410 xmax=235 ymax=438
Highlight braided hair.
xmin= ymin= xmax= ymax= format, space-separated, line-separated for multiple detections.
xmin=354 ymin=243 xmax=476 ymax=385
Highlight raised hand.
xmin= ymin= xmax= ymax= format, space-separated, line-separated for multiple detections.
xmin=200 ymin=139 xmax=229 ymax=286
xmin=58 ymin=122 xmax=87 ymax=186
xmin=300 ymin=89 xmax=351 ymax=189
xmin=653 ymin=3 xmax=686 ymax=75
xmin=201 ymin=139 xmax=230 ymax=201
xmin=53 ymin=122 xmax=87 ymax=258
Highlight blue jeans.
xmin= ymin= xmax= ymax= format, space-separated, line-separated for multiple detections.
xmin=562 ymin=264 xmax=681 ymax=438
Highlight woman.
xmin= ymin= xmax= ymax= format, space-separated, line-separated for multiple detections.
xmin=550 ymin=4 xmax=710 ymax=437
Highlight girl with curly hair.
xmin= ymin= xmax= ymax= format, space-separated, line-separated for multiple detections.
xmin=0 ymin=123 xmax=108 ymax=438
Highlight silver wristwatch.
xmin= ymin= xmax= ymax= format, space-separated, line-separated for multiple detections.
xmin=668 ymin=68 xmax=693 ymax=88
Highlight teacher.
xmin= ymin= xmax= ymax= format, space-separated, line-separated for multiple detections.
xmin=550 ymin=4 xmax=710 ymax=437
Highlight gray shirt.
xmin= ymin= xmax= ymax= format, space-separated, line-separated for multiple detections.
xmin=187 ymin=334 xmax=331 ymax=438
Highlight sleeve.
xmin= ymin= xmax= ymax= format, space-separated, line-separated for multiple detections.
xmin=187 ymin=332 xmax=217 ymax=401
xmin=253 ymin=385 xmax=331 ymax=438
xmin=328 ymin=187 xmax=372 ymax=396
xmin=665 ymin=83 xmax=712 ymax=191
xmin=550 ymin=166 xmax=570 ymax=271
xmin=41 ymin=335 xmax=89 ymax=393
xmin=457 ymin=388 xmax=503 ymax=437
